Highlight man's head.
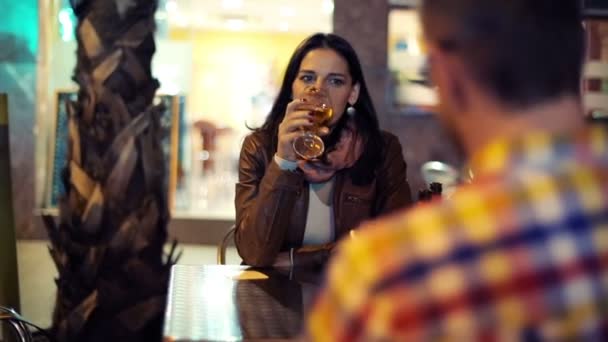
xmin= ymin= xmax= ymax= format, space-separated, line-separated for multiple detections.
xmin=420 ymin=0 xmax=585 ymax=148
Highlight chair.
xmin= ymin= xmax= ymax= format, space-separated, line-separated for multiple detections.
xmin=0 ymin=305 xmax=53 ymax=341
xmin=217 ymin=225 xmax=236 ymax=265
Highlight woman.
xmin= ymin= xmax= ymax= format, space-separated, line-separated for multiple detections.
xmin=235 ymin=33 xmax=412 ymax=268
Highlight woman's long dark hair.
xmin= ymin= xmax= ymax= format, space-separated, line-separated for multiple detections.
xmin=255 ymin=33 xmax=384 ymax=185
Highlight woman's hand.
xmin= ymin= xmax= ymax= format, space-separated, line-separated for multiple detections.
xmin=277 ymin=99 xmax=329 ymax=161
xmin=276 ymin=99 xmax=314 ymax=161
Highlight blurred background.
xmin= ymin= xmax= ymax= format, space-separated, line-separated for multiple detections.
xmin=29 ymin=0 xmax=459 ymax=228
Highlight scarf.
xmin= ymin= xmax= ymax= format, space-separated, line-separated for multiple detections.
xmin=297 ymin=118 xmax=364 ymax=183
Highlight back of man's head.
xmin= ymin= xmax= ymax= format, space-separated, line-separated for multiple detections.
xmin=421 ymin=0 xmax=585 ymax=109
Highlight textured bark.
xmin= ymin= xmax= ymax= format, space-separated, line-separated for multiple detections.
xmin=44 ymin=0 xmax=178 ymax=341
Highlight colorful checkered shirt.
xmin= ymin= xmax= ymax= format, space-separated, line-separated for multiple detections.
xmin=308 ymin=126 xmax=608 ymax=341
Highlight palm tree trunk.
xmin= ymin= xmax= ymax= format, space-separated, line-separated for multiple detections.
xmin=44 ymin=0 xmax=177 ymax=340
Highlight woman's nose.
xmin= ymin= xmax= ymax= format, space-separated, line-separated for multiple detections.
xmin=316 ymin=78 xmax=325 ymax=90
xmin=317 ymin=77 xmax=333 ymax=92
xmin=306 ymin=85 xmax=319 ymax=93
xmin=305 ymin=85 xmax=323 ymax=95
xmin=305 ymin=82 xmax=327 ymax=94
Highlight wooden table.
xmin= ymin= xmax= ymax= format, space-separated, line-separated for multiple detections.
xmin=163 ymin=265 xmax=322 ymax=342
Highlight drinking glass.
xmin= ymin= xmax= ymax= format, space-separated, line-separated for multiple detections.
xmin=292 ymin=87 xmax=333 ymax=160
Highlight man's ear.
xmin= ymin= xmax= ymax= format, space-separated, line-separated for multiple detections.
xmin=430 ymin=48 xmax=469 ymax=114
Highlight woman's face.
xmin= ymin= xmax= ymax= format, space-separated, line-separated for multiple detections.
xmin=292 ymin=48 xmax=360 ymax=126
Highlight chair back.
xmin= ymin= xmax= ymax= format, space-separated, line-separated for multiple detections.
xmin=0 ymin=306 xmax=34 ymax=342
xmin=217 ymin=226 xmax=236 ymax=265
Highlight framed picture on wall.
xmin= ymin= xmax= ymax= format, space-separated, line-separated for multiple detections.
xmin=584 ymin=0 xmax=608 ymax=18
xmin=583 ymin=19 xmax=608 ymax=120
xmin=45 ymin=91 xmax=185 ymax=211
xmin=45 ymin=90 xmax=77 ymax=210
xmin=388 ymin=7 xmax=437 ymax=115
xmin=581 ymin=2 xmax=608 ymax=121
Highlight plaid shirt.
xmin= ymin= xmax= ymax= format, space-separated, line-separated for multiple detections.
xmin=308 ymin=127 xmax=608 ymax=341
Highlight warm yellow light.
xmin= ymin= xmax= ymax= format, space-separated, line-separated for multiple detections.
xmin=322 ymin=0 xmax=334 ymax=15
xmin=222 ymin=0 xmax=243 ymax=10
xmin=225 ymin=18 xmax=246 ymax=31
xmin=279 ymin=6 xmax=296 ymax=17
xmin=166 ymin=0 xmax=178 ymax=13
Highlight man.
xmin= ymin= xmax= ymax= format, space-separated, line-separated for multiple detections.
xmin=308 ymin=0 xmax=608 ymax=340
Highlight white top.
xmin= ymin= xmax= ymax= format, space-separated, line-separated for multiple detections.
xmin=302 ymin=180 xmax=334 ymax=245
xmin=274 ymin=155 xmax=334 ymax=246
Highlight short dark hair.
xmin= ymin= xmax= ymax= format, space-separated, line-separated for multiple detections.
xmin=256 ymin=33 xmax=383 ymax=184
xmin=421 ymin=0 xmax=585 ymax=109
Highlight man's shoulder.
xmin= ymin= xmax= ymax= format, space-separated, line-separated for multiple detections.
xmin=334 ymin=198 xmax=453 ymax=277
xmin=334 ymin=179 xmax=512 ymax=276
xmin=336 ymin=158 xmax=607 ymax=278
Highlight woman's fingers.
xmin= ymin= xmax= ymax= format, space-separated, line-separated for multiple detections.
xmin=287 ymin=99 xmax=324 ymax=117
xmin=286 ymin=98 xmax=312 ymax=115
xmin=317 ymin=126 xmax=330 ymax=136
xmin=280 ymin=115 xmax=312 ymax=133
xmin=279 ymin=132 xmax=304 ymax=144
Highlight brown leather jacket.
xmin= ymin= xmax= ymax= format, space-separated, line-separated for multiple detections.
xmin=235 ymin=131 xmax=412 ymax=267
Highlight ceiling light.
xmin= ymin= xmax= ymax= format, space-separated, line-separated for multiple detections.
xmin=59 ymin=9 xmax=71 ymax=23
xmin=222 ymin=0 xmax=243 ymax=10
xmin=170 ymin=13 xmax=189 ymax=27
xmin=322 ymin=0 xmax=334 ymax=15
xmin=279 ymin=6 xmax=296 ymax=17
xmin=225 ymin=18 xmax=246 ymax=31
xmin=166 ymin=0 xmax=178 ymax=13
xmin=58 ymin=8 xmax=75 ymax=42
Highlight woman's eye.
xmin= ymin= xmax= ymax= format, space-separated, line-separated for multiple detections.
xmin=328 ymin=78 xmax=345 ymax=86
xmin=299 ymin=75 xmax=314 ymax=83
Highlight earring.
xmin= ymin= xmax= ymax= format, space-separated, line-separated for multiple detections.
xmin=346 ymin=105 xmax=356 ymax=116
